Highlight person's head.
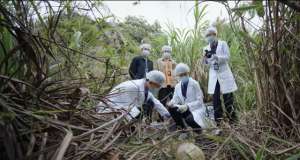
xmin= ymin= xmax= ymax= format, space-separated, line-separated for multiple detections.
xmin=174 ymin=63 xmax=190 ymax=81
xmin=145 ymin=70 xmax=165 ymax=91
xmin=161 ymin=45 xmax=172 ymax=59
xmin=205 ymin=27 xmax=218 ymax=44
xmin=140 ymin=43 xmax=151 ymax=57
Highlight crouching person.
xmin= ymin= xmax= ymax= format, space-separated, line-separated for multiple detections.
xmin=167 ymin=63 xmax=206 ymax=133
xmin=97 ymin=70 xmax=170 ymax=121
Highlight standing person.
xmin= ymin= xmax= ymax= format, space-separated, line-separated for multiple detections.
xmin=167 ymin=63 xmax=207 ymax=133
xmin=156 ymin=45 xmax=177 ymax=106
xmin=202 ymin=27 xmax=238 ymax=126
xmin=129 ymin=43 xmax=153 ymax=80
xmin=97 ymin=70 xmax=170 ymax=121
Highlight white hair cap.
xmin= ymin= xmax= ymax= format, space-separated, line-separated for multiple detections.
xmin=140 ymin=43 xmax=151 ymax=50
xmin=161 ymin=45 xmax=172 ymax=53
xmin=146 ymin=70 xmax=166 ymax=86
xmin=174 ymin=63 xmax=190 ymax=76
xmin=205 ymin=27 xmax=217 ymax=36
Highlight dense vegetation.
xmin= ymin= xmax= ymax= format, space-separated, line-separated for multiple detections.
xmin=0 ymin=1 xmax=299 ymax=159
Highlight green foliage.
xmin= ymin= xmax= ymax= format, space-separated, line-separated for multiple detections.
xmin=232 ymin=1 xmax=264 ymax=18
xmin=165 ymin=3 xmax=208 ymax=69
xmin=119 ymin=16 xmax=168 ymax=60
xmin=121 ymin=16 xmax=163 ymax=43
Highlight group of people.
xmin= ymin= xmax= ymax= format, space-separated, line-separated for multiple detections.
xmin=97 ymin=27 xmax=238 ymax=134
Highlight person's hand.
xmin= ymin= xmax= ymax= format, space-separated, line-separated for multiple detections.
xmin=175 ymin=104 xmax=188 ymax=113
xmin=166 ymin=101 xmax=174 ymax=107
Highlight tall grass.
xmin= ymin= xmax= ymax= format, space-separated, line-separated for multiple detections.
xmin=164 ymin=1 xmax=210 ymax=99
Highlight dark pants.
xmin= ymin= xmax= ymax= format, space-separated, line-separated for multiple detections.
xmin=134 ymin=99 xmax=154 ymax=122
xmin=213 ymin=81 xmax=237 ymax=125
xmin=169 ymin=107 xmax=201 ymax=132
xmin=158 ymin=86 xmax=174 ymax=106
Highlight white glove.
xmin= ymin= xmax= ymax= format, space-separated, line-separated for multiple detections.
xmin=175 ymin=104 xmax=188 ymax=113
xmin=167 ymin=101 xmax=174 ymax=107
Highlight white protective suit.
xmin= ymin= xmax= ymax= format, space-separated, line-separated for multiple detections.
xmin=98 ymin=79 xmax=170 ymax=120
xmin=169 ymin=77 xmax=208 ymax=128
xmin=203 ymin=40 xmax=238 ymax=94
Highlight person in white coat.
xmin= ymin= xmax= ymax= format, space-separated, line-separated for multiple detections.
xmin=202 ymin=27 xmax=238 ymax=125
xmin=97 ymin=70 xmax=170 ymax=121
xmin=167 ymin=63 xmax=207 ymax=133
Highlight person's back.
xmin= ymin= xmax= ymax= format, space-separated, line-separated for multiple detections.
xmin=108 ymin=79 xmax=144 ymax=108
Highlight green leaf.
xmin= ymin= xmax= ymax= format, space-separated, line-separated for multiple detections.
xmin=255 ymin=146 xmax=265 ymax=160
xmin=230 ymin=139 xmax=250 ymax=160
xmin=238 ymin=31 xmax=258 ymax=46
xmin=232 ymin=4 xmax=257 ymax=12
xmin=253 ymin=0 xmax=264 ymax=17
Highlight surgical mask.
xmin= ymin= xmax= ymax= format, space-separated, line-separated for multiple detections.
xmin=206 ymin=35 xmax=216 ymax=44
xmin=178 ymin=76 xmax=189 ymax=82
xmin=162 ymin=52 xmax=171 ymax=59
xmin=142 ymin=50 xmax=150 ymax=57
xmin=149 ymin=87 xmax=160 ymax=95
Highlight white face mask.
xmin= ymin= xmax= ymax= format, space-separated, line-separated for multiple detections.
xmin=176 ymin=75 xmax=189 ymax=82
xmin=179 ymin=76 xmax=189 ymax=82
xmin=206 ymin=35 xmax=216 ymax=44
xmin=142 ymin=50 xmax=150 ymax=57
xmin=149 ymin=87 xmax=160 ymax=95
xmin=162 ymin=52 xmax=171 ymax=59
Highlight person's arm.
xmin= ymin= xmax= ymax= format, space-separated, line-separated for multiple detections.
xmin=214 ymin=41 xmax=230 ymax=64
xmin=168 ymin=86 xmax=181 ymax=106
xmin=129 ymin=57 xmax=137 ymax=79
xmin=185 ymin=81 xmax=204 ymax=112
xmin=149 ymin=93 xmax=170 ymax=117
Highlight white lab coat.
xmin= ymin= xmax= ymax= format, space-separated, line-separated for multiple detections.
xmin=203 ymin=40 xmax=238 ymax=94
xmin=169 ymin=78 xmax=208 ymax=128
xmin=98 ymin=79 xmax=170 ymax=120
